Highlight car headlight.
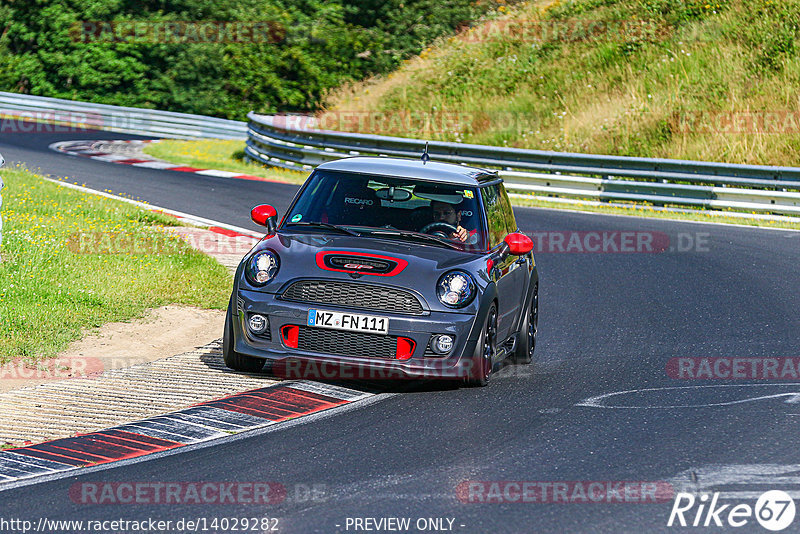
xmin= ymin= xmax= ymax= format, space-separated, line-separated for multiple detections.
xmin=245 ymin=250 xmax=279 ymax=286
xmin=437 ymin=271 xmax=476 ymax=308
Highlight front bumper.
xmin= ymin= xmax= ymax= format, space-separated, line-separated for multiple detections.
xmin=234 ymin=289 xmax=481 ymax=380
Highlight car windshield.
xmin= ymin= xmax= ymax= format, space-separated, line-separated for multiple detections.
xmin=283 ymin=170 xmax=486 ymax=251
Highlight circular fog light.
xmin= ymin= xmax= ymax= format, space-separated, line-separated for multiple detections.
xmin=432 ymin=334 xmax=454 ymax=355
xmin=248 ymin=314 xmax=268 ymax=335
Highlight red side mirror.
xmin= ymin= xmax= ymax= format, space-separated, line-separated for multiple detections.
xmin=504 ymin=232 xmax=533 ymax=255
xmin=251 ymin=204 xmax=278 ymax=228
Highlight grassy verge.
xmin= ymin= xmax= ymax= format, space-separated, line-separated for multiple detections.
xmin=511 ymin=194 xmax=800 ymax=230
xmin=142 ymin=140 xmax=309 ymax=185
xmin=0 ymin=164 xmax=232 ymax=362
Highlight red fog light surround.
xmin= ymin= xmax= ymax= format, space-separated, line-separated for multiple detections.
xmin=395 ymin=337 xmax=416 ymax=360
xmin=281 ymin=325 xmax=299 ymax=348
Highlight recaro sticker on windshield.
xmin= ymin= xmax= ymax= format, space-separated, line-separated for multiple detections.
xmin=344 ymin=197 xmax=374 ymax=205
xmin=344 ymin=197 xmax=372 ymax=206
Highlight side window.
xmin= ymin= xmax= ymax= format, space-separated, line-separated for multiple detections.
xmin=496 ymin=183 xmax=518 ymax=233
xmin=481 ymin=184 xmax=510 ymax=248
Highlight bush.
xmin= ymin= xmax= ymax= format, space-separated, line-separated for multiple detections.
xmin=0 ymin=0 xmax=513 ymax=119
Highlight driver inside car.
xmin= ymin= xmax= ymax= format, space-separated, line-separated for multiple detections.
xmin=428 ymin=200 xmax=478 ymax=244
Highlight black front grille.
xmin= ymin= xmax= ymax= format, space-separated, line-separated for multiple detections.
xmin=424 ymin=339 xmax=438 ymax=358
xmin=282 ymin=280 xmax=424 ymax=315
xmin=250 ymin=328 xmax=272 ymax=342
xmin=297 ymin=327 xmax=397 ymax=359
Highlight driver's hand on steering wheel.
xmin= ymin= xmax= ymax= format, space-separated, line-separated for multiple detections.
xmin=453 ymin=225 xmax=469 ymax=242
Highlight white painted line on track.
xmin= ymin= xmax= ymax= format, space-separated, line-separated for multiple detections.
xmin=195 ymin=169 xmax=246 ymax=178
xmin=577 ymin=383 xmax=800 ymax=409
xmin=131 ymin=160 xmax=180 ymax=169
xmin=44 ymin=177 xmax=263 ymax=238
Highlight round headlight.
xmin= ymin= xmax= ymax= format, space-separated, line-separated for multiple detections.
xmin=436 ymin=271 xmax=476 ymax=308
xmin=245 ymin=250 xmax=279 ymax=286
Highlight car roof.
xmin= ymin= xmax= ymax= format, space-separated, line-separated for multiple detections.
xmin=316 ymin=156 xmax=498 ymax=186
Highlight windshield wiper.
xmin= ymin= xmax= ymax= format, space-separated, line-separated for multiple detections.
xmin=359 ymin=228 xmax=463 ymax=251
xmin=285 ymin=222 xmax=361 ymax=237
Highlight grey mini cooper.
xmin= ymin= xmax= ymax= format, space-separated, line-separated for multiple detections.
xmin=224 ymin=156 xmax=538 ymax=386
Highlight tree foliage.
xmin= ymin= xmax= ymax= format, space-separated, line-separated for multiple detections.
xmin=0 ymin=0 xmax=507 ymax=118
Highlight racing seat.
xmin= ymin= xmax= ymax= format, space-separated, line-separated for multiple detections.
xmin=407 ymin=206 xmax=432 ymax=231
xmin=328 ymin=180 xmax=381 ymax=226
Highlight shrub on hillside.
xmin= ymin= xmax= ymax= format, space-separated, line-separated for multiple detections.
xmin=0 ymin=0 xmax=512 ymax=118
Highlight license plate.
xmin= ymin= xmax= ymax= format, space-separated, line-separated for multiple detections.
xmin=307 ymin=309 xmax=389 ymax=335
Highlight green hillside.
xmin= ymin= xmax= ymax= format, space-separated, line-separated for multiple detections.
xmin=325 ymin=0 xmax=800 ymax=166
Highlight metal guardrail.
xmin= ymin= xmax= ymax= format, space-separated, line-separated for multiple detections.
xmin=246 ymin=112 xmax=800 ymax=216
xmin=0 ymin=92 xmax=247 ymax=140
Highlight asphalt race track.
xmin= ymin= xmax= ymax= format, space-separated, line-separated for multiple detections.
xmin=0 ymin=127 xmax=299 ymax=232
xmin=2 ymin=126 xmax=800 ymax=533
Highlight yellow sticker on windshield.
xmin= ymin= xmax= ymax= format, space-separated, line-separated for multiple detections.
xmin=463 ymin=190 xmax=474 ymax=199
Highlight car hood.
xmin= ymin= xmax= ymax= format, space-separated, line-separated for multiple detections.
xmin=241 ymin=230 xmax=489 ymax=297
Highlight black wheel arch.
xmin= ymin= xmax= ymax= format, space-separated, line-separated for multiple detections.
xmin=460 ymin=281 xmax=499 ymax=362
xmin=512 ymin=266 xmax=538 ymax=334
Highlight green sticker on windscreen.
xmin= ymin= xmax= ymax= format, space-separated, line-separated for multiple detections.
xmin=291 ymin=214 xmax=303 ymax=222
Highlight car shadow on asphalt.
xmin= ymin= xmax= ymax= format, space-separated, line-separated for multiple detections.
xmin=197 ymin=351 xmax=529 ymax=394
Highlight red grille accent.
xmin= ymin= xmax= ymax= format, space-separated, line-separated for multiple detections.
xmin=395 ymin=338 xmax=416 ymax=360
xmin=315 ymin=251 xmax=408 ymax=276
xmin=281 ymin=325 xmax=299 ymax=348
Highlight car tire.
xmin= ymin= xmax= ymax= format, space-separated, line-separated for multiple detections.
xmin=223 ymin=302 xmax=265 ymax=373
xmin=464 ymin=303 xmax=497 ymax=387
xmin=512 ymin=282 xmax=538 ymax=365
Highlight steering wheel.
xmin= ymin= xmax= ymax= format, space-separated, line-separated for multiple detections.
xmin=420 ymin=222 xmax=459 ymax=238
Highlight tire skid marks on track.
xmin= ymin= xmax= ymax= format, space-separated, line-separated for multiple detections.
xmin=0 ymin=381 xmax=370 ymax=486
